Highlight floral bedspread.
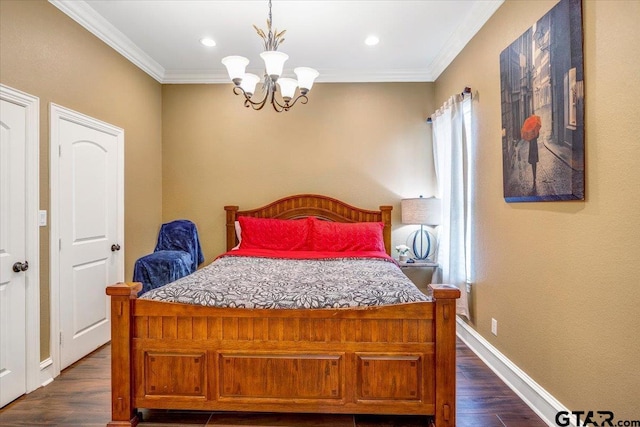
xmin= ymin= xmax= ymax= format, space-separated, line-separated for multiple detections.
xmin=139 ymin=255 xmax=429 ymax=309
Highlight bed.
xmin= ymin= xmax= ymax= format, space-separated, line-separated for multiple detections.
xmin=106 ymin=194 xmax=460 ymax=427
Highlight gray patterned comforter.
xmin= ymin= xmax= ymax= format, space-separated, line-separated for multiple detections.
xmin=139 ymin=255 xmax=430 ymax=309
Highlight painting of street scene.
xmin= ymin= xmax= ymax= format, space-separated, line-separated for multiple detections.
xmin=500 ymin=0 xmax=584 ymax=202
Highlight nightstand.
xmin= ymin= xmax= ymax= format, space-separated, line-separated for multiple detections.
xmin=399 ymin=260 xmax=439 ymax=295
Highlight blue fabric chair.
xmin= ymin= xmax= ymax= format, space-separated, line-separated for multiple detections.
xmin=133 ymin=220 xmax=204 ymax=294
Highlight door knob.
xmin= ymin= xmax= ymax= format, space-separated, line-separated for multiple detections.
xmin=12 ymin=261 xmax=29 ymax=272
xmin=111 ymin=244 xmax=121 ymax=252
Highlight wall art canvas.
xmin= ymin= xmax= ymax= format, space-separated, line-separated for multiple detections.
xmin=500 ymin=0 xmax=585 ymax=202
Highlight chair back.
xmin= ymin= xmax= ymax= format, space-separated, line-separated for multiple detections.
xmin=154 ymin=219 xmax=204 ymax=271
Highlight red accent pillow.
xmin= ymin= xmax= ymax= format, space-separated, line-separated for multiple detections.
xmin=238 ymin=216 xmax=311 ymax=251
xmin=308 ymin=217 xmax=386 ymax=252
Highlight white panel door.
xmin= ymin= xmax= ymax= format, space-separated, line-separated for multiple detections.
xmin=52 ymin=106 xmax=123 ymax=370
xmin=0 ymin=85 xmax=39 ymax=407
xmin=0 ymin=97 xmax=28 ymax=407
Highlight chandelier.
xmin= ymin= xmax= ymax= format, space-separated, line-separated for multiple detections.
xmin=221 ymin=0 xmax=319 ymax=112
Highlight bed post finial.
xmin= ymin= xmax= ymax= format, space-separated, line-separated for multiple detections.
xmin=379 ymin=205 xmax=393 ymax=255
xmin=225 ymin=206 xmax=239 ymax=251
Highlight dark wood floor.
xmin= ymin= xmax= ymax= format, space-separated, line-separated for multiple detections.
xmin=0 ymin=339 xmax=546 ymax=427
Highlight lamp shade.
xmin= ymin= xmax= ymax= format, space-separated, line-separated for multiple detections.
xmin=277 ymin=78 xmax=298 ymax=99
xmin=260 ymin=51 xmax=289 ymax=78
xmin=294 ymin=67 xmax=319 ymax=91
xmin=401 ymin=197 xmax=441 ymax=226
xmin=240 ymin=73 xmax=261 ymax=96
xmin=221 ymin=56 xmax=249 ymax=81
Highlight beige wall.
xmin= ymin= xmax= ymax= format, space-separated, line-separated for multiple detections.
xmin=436 ymin=0 xmax=640 ymax=418
xmin=4 ymin=0 xmax=639 ymax=418
xmin=161 ymin=82 xmax=437 ymax=262
xmin=0 ymin=0 xmax=163 ymax=360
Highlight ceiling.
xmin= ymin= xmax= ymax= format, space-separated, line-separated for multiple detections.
xmin=49 ymin=0 xmax=503 ymax=84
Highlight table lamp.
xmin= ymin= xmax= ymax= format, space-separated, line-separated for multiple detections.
xmin=401 ymin=196 xmax=441 ymax=260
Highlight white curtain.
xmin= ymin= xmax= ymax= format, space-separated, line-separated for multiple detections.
xmin=431 ymin=93 xmax=471 ymax=319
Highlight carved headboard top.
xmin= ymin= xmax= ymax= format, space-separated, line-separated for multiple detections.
xmin=224 ymin=194 xmax=392 ymax=254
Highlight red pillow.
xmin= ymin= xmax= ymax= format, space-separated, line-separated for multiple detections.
xmin=308 ymin=217 xmax=385 ymax=252
xmin=238 ymin=216 xmax=311 ymax=251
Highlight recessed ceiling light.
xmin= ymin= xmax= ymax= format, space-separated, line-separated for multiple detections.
xmin=200 ymin=38 xmax=216 ymax=47
xmin=364 ymin=35 xmax=379 ymax=46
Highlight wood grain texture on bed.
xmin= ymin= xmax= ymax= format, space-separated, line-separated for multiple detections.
xmin=106 ymin=195 xmax=459 ymax=427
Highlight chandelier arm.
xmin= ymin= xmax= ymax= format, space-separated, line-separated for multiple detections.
xmin=245 ymin=99 xmax=266 ymax=111
xmin=271 ymin=92 xmax=289 ymax=112
xmin=233 ymin=86 xmax=269 ymax=110
xmin=247 ymin=95 xmax=269 ymax=110
xmin=270 ymin=90 xmax=286 ymax=113
xmin=269 ymin=91 xmax=308 ymax=112
xmin=285 ymin=94 xmax=309 ymax=108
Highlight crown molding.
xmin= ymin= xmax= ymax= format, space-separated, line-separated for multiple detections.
xmin=311 ymin=69 xmax=435 ymax=83
xmin=162 ymin=72 xmax=229 ymax=85
xmin=163 ymin=69 xmax=435 ymax=84
xmin=48 ymin=0 xmax=165 ymax=82
xmin=427 ymin=0 xmax=503 ymax=80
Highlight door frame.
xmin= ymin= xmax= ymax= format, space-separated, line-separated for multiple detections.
xmin=49 ymin=103 xmax=124 ymax=376
xmin=0 ymin=84 xmax=41 ymax=393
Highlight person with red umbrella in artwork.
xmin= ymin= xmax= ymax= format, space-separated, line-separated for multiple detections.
xmin=521 ymin=114 xmax=542 ymax=189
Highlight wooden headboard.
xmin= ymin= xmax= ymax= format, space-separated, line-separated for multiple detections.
xmin=224 ymin=194 xmax=393 ymax=255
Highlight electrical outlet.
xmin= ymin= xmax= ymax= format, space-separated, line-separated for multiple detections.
xmin=491 ymin=318 xmax=498 ymax=336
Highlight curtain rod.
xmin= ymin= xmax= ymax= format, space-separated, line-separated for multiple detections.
xmin=426 ymin=86 xmax=471 ymax=123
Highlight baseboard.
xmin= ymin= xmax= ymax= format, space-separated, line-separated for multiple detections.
xmin=39 ymin=357 xmax=55 ymax=388
xmin=456 ymin=317 xmax=573 ymax=427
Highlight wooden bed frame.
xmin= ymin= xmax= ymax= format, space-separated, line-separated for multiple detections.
xmin=106 ymin=194 xmax=460 ymax=427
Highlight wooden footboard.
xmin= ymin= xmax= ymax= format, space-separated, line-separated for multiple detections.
xmin=106 ymin=283 xmax=459 ymax=427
